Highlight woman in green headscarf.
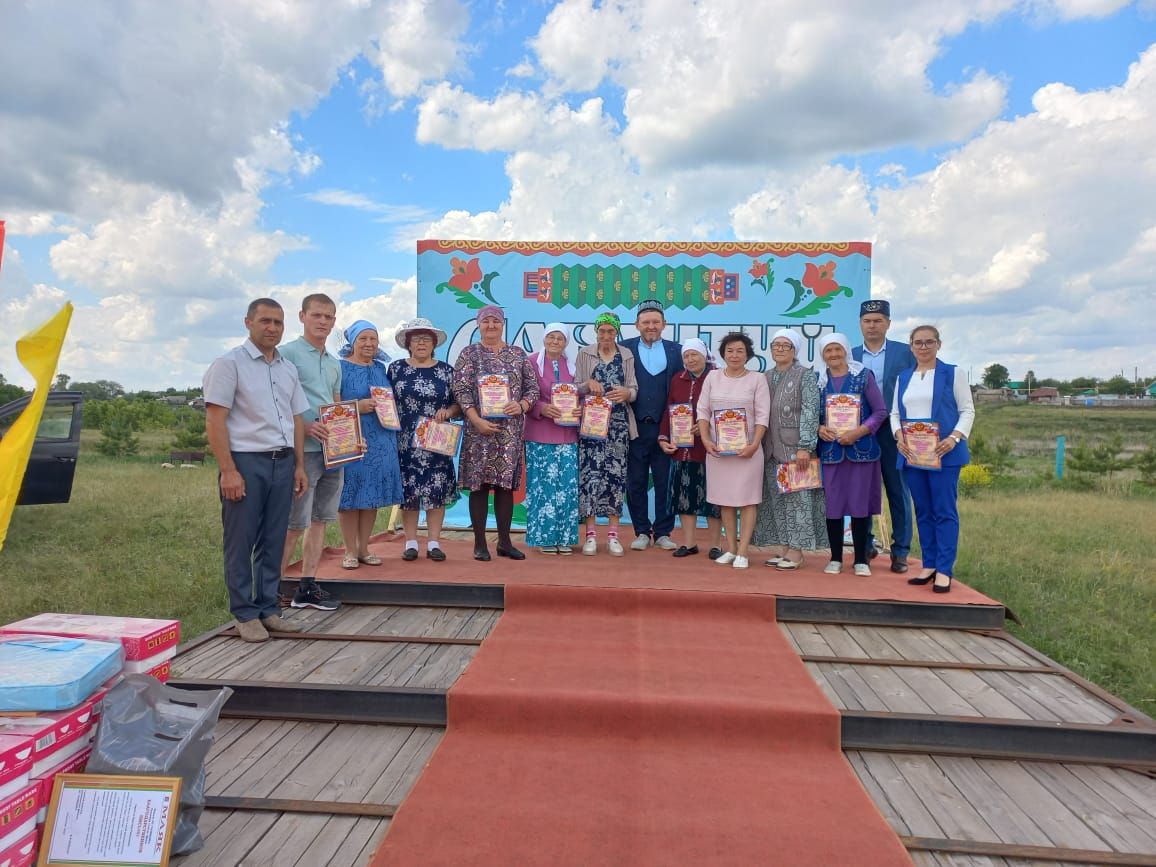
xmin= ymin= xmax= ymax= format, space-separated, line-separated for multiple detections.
xmin=574 ymin=312 xmax=639 ymax=556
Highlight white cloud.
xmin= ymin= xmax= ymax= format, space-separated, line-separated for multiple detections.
xmin=336 ymin=276 xmax=419 ymax=352
xmin=304 ymin=189 xmax=432 ymax=222
xmin=373 ymin=0 xmax=470 ymax=98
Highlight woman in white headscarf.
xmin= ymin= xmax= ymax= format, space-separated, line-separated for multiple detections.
xmin=752 ymin=328 xmax=827 ymax=569
xmin=816 ymin=332 xmax=888 ymax=576
xmin=657 ymin=338 xmax=723 ymax=558
xmin=523 ymin=323 xmax=580 ymax=554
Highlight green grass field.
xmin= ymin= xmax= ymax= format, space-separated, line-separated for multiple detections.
xmin=0 ymin=408 xmax=1153 ymax=713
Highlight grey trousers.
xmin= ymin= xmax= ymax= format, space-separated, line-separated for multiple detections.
xmin=221 ymin=450 xmax=295 ymax=622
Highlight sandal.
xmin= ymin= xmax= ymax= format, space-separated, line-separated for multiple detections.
xmin=776 ymin=555 xmax=805 ymax=571
xmin=358 ymin=554 xmax=383 ymax=566
xmin=341 ymin=555 xmax=359 ymax=570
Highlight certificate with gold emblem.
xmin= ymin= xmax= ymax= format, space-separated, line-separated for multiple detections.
xmin=713 ymin=407 xmax=748 ymax=456
xmin=550 ymin=382 xmax=580 ymax=426
xmin=319 ymin=401 xmax=364 ymax=468
xmin=825 ymin=393 xmax=861 ymax=436
xmin=668 ymin=403 xmax=695 ymax=447
xmin=902 ymin=419 xmax=941 ymax=470
xmin=477 ymin=373 xmax=511 ymax=418
xmin=579 ymin=395 xmax=611 ymax=440
xmin=776 ymin=460 xmax=823 ymax=493
xmin=370 ymin=385 xmax=402 ymax=430
xmin=413 ymin=416 xmax=462 ymax=457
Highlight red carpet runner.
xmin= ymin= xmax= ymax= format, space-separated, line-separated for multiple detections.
xmin=371 ymin=585 xmax=912 ymax=866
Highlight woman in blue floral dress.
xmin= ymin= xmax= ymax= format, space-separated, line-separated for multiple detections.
xmin=388 ymin=318 xmax=460 ymax=563
xmin=337 ymin=320 xmax=403 ymax=569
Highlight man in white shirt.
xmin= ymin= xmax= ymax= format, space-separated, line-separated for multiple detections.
xmin=204 ymin=299 xmax=310 ymax=642
xmin=852 ymin=299 xmax=915 ymax=573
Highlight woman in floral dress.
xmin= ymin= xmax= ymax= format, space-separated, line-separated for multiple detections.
xmin=523 ymin=323 xmax=581 ymax=554
xmin=452 ymin=305 xmax=540 ymax=562
xmin=388 ymin=317 xmax=459 ymax=563
xmin=574 ymin=312 xmax=638 ymax=556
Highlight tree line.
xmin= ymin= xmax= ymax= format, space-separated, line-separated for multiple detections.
xmin=980 ymin=364 xmax=1153 ymax=396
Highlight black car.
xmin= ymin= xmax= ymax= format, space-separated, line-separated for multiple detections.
xmin=0 ymin=390 xmax=84 ymax=504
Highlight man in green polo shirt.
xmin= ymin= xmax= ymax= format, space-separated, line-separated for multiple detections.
xmin=279 ymin=293 xmax=343 ymax=611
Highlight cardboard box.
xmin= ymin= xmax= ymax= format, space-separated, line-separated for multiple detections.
xmin=0 ymin=828 xmax=36 ymax=867
xmin=0 ymin=737 xmax=32 ymax=802
xmin=32 ymin=747 xmax=90 ymax=826
xmin=0 ymin=614 xmax=179 ymax=662
xmin=0 ymin=698 xmax=96 ymax=777
xmin=0 ymin=783 xmax=38 ymax=857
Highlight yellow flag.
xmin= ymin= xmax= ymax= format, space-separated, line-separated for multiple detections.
xmin=0 ymin=302 xmax=74 ymax=551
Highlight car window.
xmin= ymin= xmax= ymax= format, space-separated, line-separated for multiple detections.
xmin=0 ymin=401 xmax=74 ymax=440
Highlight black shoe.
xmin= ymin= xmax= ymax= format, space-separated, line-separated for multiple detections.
xmin=402 ymin=548 xmax=419 ymax=561
xmin=427 ymin=546 xmax=446 ymax=562
xmin=673 ymin=545 xmax=699 ymax=558
xmin=890 ymin=555 xmax=908 ymax=574
xmin=291 ymin=581 xmax=340 ymax=611
xmin=868 ymin=547 xmax=879 ymax=561
xmin=933 ymin=576 xmax=953 ymax=593
xmin=496 ymin=544 xmax=526 ymax=560
xmin=907 ymin=569 xmax=936 ymax=586
xmin=474 ymin=547 xmax=491 ymax=561
xmin=708 ymin=547 xmax=723 ymax=560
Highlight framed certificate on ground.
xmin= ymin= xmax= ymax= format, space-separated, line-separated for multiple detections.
xmin=39 ymin=774 xmax=181 ymax=867
xmin=370 ymin=385 xmax=402 ymax=430
xmin=713 ymin=407 xmax=748 ymax=456
xmin=413 ymin=416 xmax=462 ymax=457
xmin=776 ymin=460 xmax=823 ymax=494
xmin=580 ymin=395 xmax=611 ymax=440
xmin=825 ymin=393 xmax=861 ymax=436
xmin=319 ymin=401 xmax=364 ymax=468
xmin=668 ymin=403 xmax=695 ymax=447
xmin=477 ymin=374 xmax=511 ymax=418
xmin=902 ymin=419 xmax=941 ymax=470
xmin=550 ymin=382 xmax=580 ymax=426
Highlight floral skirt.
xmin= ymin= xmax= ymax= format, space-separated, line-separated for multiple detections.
xmin=525 ymin=442 xmax=579 ymax=546
xmin=669 ymin=460 xmax=720 ymax=519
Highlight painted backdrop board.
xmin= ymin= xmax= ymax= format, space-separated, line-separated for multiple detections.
xmin=415 ymin=240 xmax=872 ymax=528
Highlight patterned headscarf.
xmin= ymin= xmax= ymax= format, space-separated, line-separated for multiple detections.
xmin=339 ymin=320 xmax=390 ymax=365
xmin=815 ymin=332 xmax=864 ymax=389
xmin=593 ymin=312 xmax=621 ymax=334
xmin=476 ymin=304 xmax=505 ymax=324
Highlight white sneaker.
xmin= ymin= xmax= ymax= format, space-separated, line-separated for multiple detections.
xmin=715 ymin=551 xmax=736 ymax=565
xmin=823 ymin=561 xmax=843 ymax=574
xmin=854 ymin=563 xmax=872 ymax=577
xmin=630 ymin=535 xmax=651 ymax=551
xmin=608 ymin=537 xmax=625 ymax=556
xmin=764 ymin=555 xmax=784 ymax=567
xmin=582 ymin=537 xmax=597 ymax=556
xmin=733 ymin=555 xmax=749 ymax=569
xmin=654 ymin=535 xmax=677 ymax=551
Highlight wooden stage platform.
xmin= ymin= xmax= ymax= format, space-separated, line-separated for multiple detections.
xmin=169 ymin=543 xmax=1156 ymax=866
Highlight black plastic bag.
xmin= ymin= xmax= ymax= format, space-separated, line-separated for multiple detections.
xmin=87 ymin=674 xmax=232 ymax=855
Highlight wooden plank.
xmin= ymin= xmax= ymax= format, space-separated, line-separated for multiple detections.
xmin=922 ymin=630 xmax=988 ymax=665
xmin=902 ymin=837 xmax=1156 ymax=865
xmin=883 ymin=628 xmax=964 ymax=663
xmin=858 ymin=665 xmax=937 ymax=715
xmin=892 ymin=753 xmax=1000 ymax=842
xmin=974 ymin=671 xmax=1063 ymax=723
xmin=975 ymin=758 xmax=1114 ymax=851
xmin=785 ymin=622 xmax=836 ymax=656
xmin=209 ymin=720 xmax=338 ymax=798
xmin=406 ymin=646 xmax=477 ymax=689
xmin=172 ymin=808 xmax=279 ymax=866
xmin=1068 ymin=765 xmax=1156 ymax=823
xmin=809 ymin=661 xmax=863 ymax=710
xmin=285 ymin=815 xmax=360 ymax=867
xmin=843 ymin=625 xmax=907 ymax=660
xmin=817 ymin=663 xmax=890 ymax=712
xmin=928 ymin=756 xmax=1053 ymax=847
xmin=845 ymin=750 xmax=912 ymax=835
xmin=337 ymin=816 xmax=391 ymax=867
xmin=932 ymin=670 xmax=1035 ymax=720
xmin=777 ymin=622 xmax=804 ymax=653
xmin=1021 ymin=762 xmax=1156 ymax=853
xmin=802 ymin=661 xmax=846 ymax=708
xmin=856 ymin=751 xmax=947 ymax=838
xmin=891 ymin=667 xmax=983 ymax=717
xmin=363 ymin=727 xmax=443 ymax=805
xmin=1006 ymin=673 xmax=1117 ymax=726
xmin=955 ymin=632 xmax=1038 ymax=668
xmin=814 ymin=624 xmax=872 ymax=658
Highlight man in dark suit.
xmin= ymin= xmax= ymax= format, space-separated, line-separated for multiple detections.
xmin=853 ymin=299 xmax=915 ymax=573
xmin=621 ymin=299 xmax=683 ymax=550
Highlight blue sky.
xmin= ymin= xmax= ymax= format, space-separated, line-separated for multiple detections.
xmin=2 ymin=0 xmax=1155 ymax=388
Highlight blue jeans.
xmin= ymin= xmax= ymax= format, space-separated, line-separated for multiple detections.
xmin=221 ymin=450 xmax=296 ymax=622
xmin=874 ymin=431 xmax=912 ymax=557
xmin=904 ymin=466 xmax=962 ymax=575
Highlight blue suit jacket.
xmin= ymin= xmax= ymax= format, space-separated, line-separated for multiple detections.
xmin=621 ymin=336 xmax=684 ymax=420
xmin=853 ymin=338 xmax=915 ymax=410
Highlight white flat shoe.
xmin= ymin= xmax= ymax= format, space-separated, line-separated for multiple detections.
xmin=823 ymin=561 xmax=843 ymax=574
xmin=776 ymin=557 xmax=804 ymax=571
xmin=582 ymin=538 xmax=597 ymax=556
xmin=608 ymin=537 xmax=624 ymax=556
xmin=715 ymin=551 xmax=736 ymax=565
xmin=733 ymin=555 xmax=749 ymax=569
xmin=854 ymin=563 xmax=872 ymax=577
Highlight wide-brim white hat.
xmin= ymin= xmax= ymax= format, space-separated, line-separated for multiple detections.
xmin=395 ymin=317 xmax=448 ymax=350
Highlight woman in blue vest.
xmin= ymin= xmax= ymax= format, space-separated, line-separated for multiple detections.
xmin=890 ymin=325 xmax=975 ymax=593
xmin=816 ymin=333 xmax=888 ymax=576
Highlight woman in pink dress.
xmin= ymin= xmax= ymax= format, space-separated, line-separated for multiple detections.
xmin=696 ymin=332 xmax=770 ymax=569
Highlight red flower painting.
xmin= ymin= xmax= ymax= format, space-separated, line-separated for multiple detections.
xmin=802 ymin=261 xmax=840 ymax=297
xmin=749 ymin=260 xmax=769 ymax=280
xmin=448 ymin=257 xmax=483 ymax=292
